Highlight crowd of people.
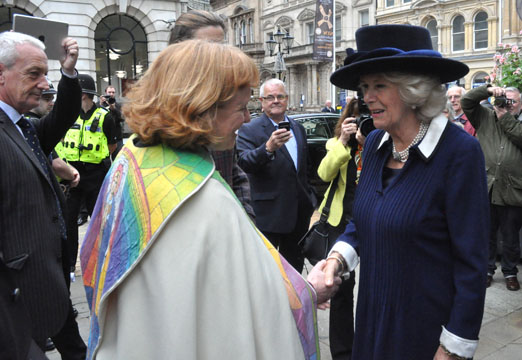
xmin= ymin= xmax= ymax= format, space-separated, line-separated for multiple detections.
xmin=1 ymin=10 xmax=521 ymax=360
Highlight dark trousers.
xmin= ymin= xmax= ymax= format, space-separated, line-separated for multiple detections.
xmin=51 ymin=299 xmax=87 ymax=360
xmin=66 ymin=162 xmax=107 ymax=269
xmin=263 ymin=207 xmax=311 ymax=273
xmin=49 ymin=261 xmax=87 ymax=360
xmin=488 ymin=203 xmax=522 ymax=277
xmin=328 ymin=220 xmax=354 ymax=360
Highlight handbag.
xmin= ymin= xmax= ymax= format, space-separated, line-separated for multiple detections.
xmin=298 ymin=171 xmax=341 ymax=265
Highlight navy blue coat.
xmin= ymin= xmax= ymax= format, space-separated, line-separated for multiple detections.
xmin=237 ymin=113 xmax=316 ymax=233
xmin=338 ymin=116 xmax=489 ymax=359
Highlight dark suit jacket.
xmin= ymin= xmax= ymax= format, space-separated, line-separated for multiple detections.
xmin=0 ymin=74 xmax=81 ymax=344
xmin=237 ymin=113 xmax=316 ymax=233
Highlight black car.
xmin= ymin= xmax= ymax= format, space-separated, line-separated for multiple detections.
xmin=289 ymin=113 xmax=340 ymax=200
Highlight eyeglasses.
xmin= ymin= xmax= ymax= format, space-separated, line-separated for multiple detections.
xmin=262 ymin=94 xmax=288 ymax=102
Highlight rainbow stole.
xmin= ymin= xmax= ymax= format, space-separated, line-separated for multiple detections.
xmin=80 ymin=138 xmax=319 ymax=359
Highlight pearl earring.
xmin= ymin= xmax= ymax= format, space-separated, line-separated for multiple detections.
xmin=411 ymin=105 xmax=417 ymax=110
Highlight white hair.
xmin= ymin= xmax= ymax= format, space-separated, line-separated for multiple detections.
xmin=0 ymin=31 xmax=45 ymax=68
xmin=446 ymin=85 xmax=466 ymax=97
xmin=260 ymin=78 xmax=287 ymax=97
xmin=381 ymin=72 xmax=447 ymax=123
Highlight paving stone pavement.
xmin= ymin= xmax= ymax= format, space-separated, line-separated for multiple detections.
xmin=47 ymin=221 xmax=522 ymax=360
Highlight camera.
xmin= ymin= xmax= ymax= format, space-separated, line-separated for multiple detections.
xmin=102 ymin=95 xmax=116 ymax=105
xmin=493 ymin=96 xmax=513 ymax=108
xmin=355 ymin=96 xmax=376 ymax=137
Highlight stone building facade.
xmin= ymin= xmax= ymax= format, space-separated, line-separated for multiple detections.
xmin=211 ymin=0 xmax=377 ymax=111
xmin=0 ymin=0 xmax=204 ymax=97
xmin=375 ymin=0 xmax=522 ymax=90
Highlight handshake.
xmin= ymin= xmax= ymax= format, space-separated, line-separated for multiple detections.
xmin=306 ymin=257 xmax=344 ymax=310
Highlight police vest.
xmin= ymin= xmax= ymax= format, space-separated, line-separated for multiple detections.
xmin=63 ymin=107 xmax=110 ymax=164
xmin=54 ymin=140 xmax=67 ymax=161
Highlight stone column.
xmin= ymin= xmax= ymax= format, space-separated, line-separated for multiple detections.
xmin=288 ymin=65 xmax=297 ymax=109
xmin=307 ymin=64 xmax=312 ymax=109
xmin=311 ymin=63 xmax=318 ymax=107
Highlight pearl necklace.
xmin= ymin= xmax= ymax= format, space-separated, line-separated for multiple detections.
xmin=392 ymin=122 xmax=429 ymax=163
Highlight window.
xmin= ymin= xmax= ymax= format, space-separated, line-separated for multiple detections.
xmin=474 ymin=12 xmax=488 ymax=49
xmin=248 ymin=19 xmax=254 ymax=44
xmin=234 ymin=23 xmax=239 ymax=46
xmin=386 ymin=0 xmax=395 ymax=7
xmin=335 ymin=16 xmax=341 ymax=41
xmin=266 ymin=32 xmax=273 ymax=53
xmin=403 ymin=0 xmax=412 ymax=3
xmin=452 ymin=15 xmax=465 ymax=52
xmin=306 ymin=22 xmax=314 ymax=44
xmin=360 ymin=9 xmax=369 ymax=27
xmin=240 ymin=21 xmax=247 ymax=45
xmin=426 ymin=19 xmax=438 ymax=51
xmin=94 ymin=14 xmax=148 ymax=92
xmin=472 ymin=71 xmax=488 ymax=88
xmin=0 ymin=6 xmax=30 ymax=32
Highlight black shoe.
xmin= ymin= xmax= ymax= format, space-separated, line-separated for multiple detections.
xmin=486 ymin=275 xmax=493 ymax=288
xmin=506 ymin=277 xmax=520 ymax=291
xmin=45 ymin=338 xmax=55 ymax=352
xmin=73 ymin=306 xmax=79 ymax=318
xmin=77 ymin=216 xmax=88 ymax=226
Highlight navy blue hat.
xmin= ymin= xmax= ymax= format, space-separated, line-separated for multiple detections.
xmin=330 ymin=25 xmax=469 ymax=90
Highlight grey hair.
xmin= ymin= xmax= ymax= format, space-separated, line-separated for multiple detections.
xmin=381 ymin=72 xmax=447 ymax=123
xmin=505 ymin=86 xmax=520 ymax=95
xmin=260 ymin=78 xmax=287 ymax=97
xmin=0 ymin=31 xmax=45 ymax=68
xmin=446 ymin=85 xmax=466 ymax=97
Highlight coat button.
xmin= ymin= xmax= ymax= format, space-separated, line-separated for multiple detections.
xmin=52 ymin=215 xmax=59 ymax=223
xmin=12 ymin=287 xmax=20 ymax=302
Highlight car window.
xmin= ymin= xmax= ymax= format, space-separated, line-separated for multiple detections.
xmin=299 ymin=117 xmax=331 ymax=139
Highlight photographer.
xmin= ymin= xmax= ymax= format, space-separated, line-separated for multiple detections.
xmin=100 ymin=85 xmax=124 ymax=159
xmin=316 ymin=97 xmax=368 ymax=360
xmin=462 ymin=85 xmax=522 ymax=291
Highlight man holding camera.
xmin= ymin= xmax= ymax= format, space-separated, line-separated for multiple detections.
xmin=237 ymin=78 xmax=316 ymax=273
xmin=100 ymin=85 xmax=124 ymax=159
xmin=462 ymin=85 xmax=522 ymax=291
xmin=61 ymin=74 xmax=117 ymax=275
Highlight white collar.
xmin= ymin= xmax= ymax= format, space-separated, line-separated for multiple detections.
xmin=377 ymin=114 xmax=448 ymax=161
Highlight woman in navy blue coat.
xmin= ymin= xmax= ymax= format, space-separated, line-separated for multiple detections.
xmin=324 ymin=25 xmax=489 ymax=360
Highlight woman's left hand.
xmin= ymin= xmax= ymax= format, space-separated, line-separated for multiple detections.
xmin=434 ymin=345 xmax=460 ymax=360
xmin=307 ymin=260 xmax=342 ymax=309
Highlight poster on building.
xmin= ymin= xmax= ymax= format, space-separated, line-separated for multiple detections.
xmin=312 ymin=0 xmax=333 ymax=62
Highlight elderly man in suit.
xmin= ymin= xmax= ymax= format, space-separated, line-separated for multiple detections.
xmin=0 ymin=31 xmax=81 ymax=357
xmin=237 ymin=78 xmax=316 ymax=272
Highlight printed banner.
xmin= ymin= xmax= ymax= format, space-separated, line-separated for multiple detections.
xmin=312 ymin=0 xmax=334 ymax=62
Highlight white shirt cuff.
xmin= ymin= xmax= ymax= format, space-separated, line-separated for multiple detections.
xmin=439 ymin=326 xmax=478 ymax=359
xmin=329 ymin=241 xmax=359 ymax=276
xmin=61 ymin=68 xmax=78 ymax=78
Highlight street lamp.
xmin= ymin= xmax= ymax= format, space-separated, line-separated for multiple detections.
xmin=266 ymin=27 xmax=294 ymax=79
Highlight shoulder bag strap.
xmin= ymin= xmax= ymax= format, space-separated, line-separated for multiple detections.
xmin=319 ymin=171 xmax=341 ymax=222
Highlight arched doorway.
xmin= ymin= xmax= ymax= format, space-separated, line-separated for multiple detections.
xmin=0 ymin=6 xmax=31 ymax=32
xmin=94 ymin=14 xmax=148 ymax=97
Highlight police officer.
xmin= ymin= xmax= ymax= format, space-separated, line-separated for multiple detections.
xmin=100 ymin=85 xmax=125 ymax=160
xmin=62 ymin=74 xmax=117 ymax=272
